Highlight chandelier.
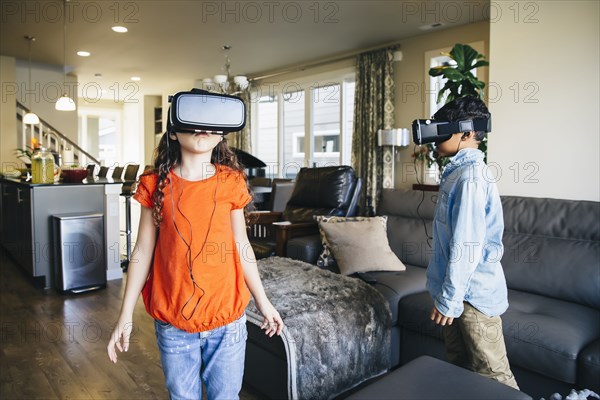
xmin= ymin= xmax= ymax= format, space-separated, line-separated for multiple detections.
xmin=201 ymin=45 xmax=249 ymax=95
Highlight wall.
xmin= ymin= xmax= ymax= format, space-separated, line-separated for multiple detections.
xmin=80 ymin=98 xmax=145 ymax=168
xmin=79 ymin=101 xmax=123 ymax=167
xmin=0 ymin=56 xmax=78 ymax=170
xmin=0 ymin=56 xmax=17 ymax=172
xmin=489 ymin=1 xmax=599 ymax=201
xmin=122 ymin=101 xmax=144 ymax=165
xmin=15 ymin=60 xmax=78 ymax=144
xmin=392 ymin=20 xmax=490 ymax=189
xmin=143 ymin=95 xmax=161 ymax=167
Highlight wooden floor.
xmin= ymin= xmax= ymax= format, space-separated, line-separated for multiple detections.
xmin=0 ymin=248 xmax=261 ymax=400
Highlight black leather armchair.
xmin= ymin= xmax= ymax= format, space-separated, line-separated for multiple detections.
xmin=248 ymin=166 xmax=361 ymax=259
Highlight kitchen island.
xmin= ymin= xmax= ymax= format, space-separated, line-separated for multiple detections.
xmin=0 ymin=177 xmax=124 ymax=289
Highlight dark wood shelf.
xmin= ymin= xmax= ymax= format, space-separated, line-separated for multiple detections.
xmin=154 ymin=107 xmax=163 ymax=134
xmin=413 ymin=184 xmax=439 ymax=192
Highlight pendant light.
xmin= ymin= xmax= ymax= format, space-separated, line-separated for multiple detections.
xmin=23 ymin=36 xmax=40 ymax=125
xmin=55 ymin=0 xmax=76 ymax=111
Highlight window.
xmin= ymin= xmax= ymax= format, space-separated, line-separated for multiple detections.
xmin=428 ymin=55 xmax=456 ymax=118
xmin=254 ymin=95 xmax=278 ymax=167
xmin=282 ymin=90 xmax=305 ymax=178
xmin=294 ymin=130 xmax=339 ymax=157
xmin=78 ymin=108 xmax=121 ymax=168
xmin=252 ymin=69 xmax=355 ymax=178
xmin=98 ymin=117 xmax=118 ymax=167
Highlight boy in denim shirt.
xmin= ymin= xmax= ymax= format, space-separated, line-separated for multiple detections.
xmin=426 ymin=96 xmax=519 ymax=389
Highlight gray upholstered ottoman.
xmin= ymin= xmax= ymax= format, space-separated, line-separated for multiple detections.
xmin=346 ymin=356 xmax=532 ymax=399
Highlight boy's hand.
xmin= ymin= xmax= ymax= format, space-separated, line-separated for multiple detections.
xmin=430 ymin=307 xmax=454 ymax=326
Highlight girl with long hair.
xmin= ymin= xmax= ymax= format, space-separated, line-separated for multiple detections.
xmin=107 ymin=128 xmax=283 ymax=399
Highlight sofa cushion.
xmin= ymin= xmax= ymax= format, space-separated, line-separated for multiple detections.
xmin=501 ymin=196 xmax=600 ymax=309
xmin=370 ymin=265 xmax=428 ymax=325
xmin=503 ymin=290 xmax=600 ymax=384
xmin=398 ymin=289 xmax=600 ymax=385
xmin=318 ymin=217 xmax=406 ymax=275
xmin=398 ymin=291 xmax=443 ymax=340
xmin=578 ymin=339 xmax=600 ymax=392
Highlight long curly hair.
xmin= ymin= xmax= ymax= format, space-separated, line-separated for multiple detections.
xmin=144 ymin=132 xmax=253 ymax=227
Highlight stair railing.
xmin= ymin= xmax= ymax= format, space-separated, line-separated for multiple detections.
xmin=16 ymin=101 xmax=101 ymax=166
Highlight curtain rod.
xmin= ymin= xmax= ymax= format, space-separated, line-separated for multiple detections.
xmin=249 ymin=41 xmax=401 ymax=82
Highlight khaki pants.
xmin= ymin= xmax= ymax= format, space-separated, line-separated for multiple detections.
xmin=443 ymin=302 xmax=519 ymax=390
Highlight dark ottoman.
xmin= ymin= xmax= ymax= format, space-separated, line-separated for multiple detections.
xmin=346 ymin=356 xmax=532 ymax=399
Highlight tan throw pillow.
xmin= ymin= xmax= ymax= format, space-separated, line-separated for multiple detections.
xmin=318 ymin=217 xmax=406 ymax=275
xmin=314 ymin=215 xmax=387 ymax=269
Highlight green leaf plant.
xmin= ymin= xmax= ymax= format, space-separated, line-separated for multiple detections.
xmin=429 ymin=43 xmax=488 ymax=104
xmin=420 ymin=43 xmax=489 ymax=175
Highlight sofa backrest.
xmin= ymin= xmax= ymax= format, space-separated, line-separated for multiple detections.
xmin=501 ymin=196 xmax=600 ymax=309
xmin=378 ymin=189 xmax=437 ymax=268
xmin=378 ymin=189 xmax=600 ymax=310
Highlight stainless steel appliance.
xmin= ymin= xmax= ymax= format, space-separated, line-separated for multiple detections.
xmin=53 ymin=213 xmax=106 ymax=293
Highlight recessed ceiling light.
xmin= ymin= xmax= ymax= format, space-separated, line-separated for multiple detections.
xmin=419 ymin=22 xmax=445 ymax=31
xmin=77 ymin=51 xmax=91 ymax=57
xmin=130 ymin=76 xmax=141 ymax=81
xmin=112 ymin=26 xmax=128 ymax=33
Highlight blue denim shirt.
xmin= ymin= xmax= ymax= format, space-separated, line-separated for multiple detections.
xmin=426 ymin=148 xmax=508 ymax=318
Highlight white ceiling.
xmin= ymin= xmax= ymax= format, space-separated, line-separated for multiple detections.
xmin=1 ymin=0 xmax=489 ymax=98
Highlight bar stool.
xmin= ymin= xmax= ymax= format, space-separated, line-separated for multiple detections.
xmin=86 ymin=164 xmax=96 ymax=177
xmin=112 ymin=166 xmax=124 ymax=180
xmin=97 ymin=166 xmax=109 ymax=178
xmin=120 ymin=164 xmax=139 ymax=271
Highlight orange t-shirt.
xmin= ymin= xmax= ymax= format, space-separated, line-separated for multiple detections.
xmin=133 ymin=165 xmax=252 ymax=332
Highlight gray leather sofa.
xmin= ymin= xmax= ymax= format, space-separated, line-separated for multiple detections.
xmin=285 ymin=189 xmax=600 ymax=399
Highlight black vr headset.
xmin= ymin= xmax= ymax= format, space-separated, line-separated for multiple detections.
xmin=412 ymin=117 xmax=491 ymax=145
xmin=168 ymin=88 xmax=246 ymax=134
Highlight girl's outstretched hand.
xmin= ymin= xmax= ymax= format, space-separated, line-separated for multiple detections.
xmin=257 ymin=300 xmax=284 ymax=337
xmin=107 ymin=317 xmax=133 ymax=363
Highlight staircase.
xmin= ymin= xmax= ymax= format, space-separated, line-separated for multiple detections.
xmin=16 ymin=101 xmax=100 ymax=166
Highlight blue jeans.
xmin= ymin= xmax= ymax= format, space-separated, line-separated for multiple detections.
xmin=154 ymin=314 xmax=248 ymax=400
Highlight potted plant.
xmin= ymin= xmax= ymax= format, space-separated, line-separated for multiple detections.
xmin=420 ymin=43 xmax=489 ymax=175
xmin=15 ymin=146 xmax=34 ymax=166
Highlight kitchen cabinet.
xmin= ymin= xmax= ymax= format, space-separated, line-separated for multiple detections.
xmin=0 ymin=178 xmax=123 ymax=288
xmin=1 ymin=182 xmax=33 ymax=274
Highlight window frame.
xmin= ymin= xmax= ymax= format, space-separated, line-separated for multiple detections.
xmin=251 ymin=67 xmax=355 ymax=178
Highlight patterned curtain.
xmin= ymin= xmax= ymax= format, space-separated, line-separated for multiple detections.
xmin=351 ymin=48 xmax=395 ymax=216
xmin=227 ymin=89 xmax=252 ymax=153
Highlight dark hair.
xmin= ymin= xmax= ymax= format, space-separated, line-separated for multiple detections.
xmin=433 ymin=96 xmax=490 ymax=141
xmin=144 ymin=132 xmax=253 ymax=227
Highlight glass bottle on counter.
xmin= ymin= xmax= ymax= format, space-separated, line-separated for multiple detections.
xmin=31 ymin=147 xmax=55 ymax=184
